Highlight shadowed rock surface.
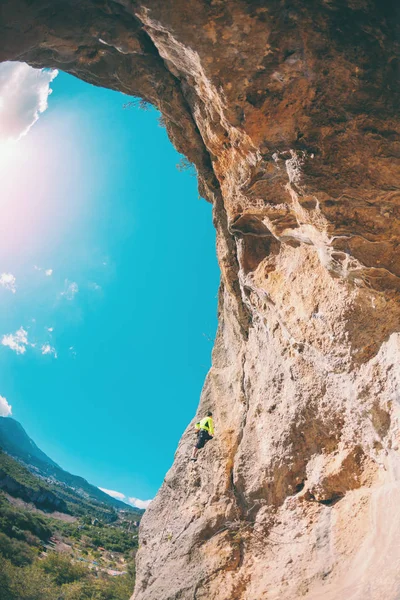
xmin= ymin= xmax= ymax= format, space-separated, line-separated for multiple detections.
xmin=1 ymin=1 xmax=400 ymax=598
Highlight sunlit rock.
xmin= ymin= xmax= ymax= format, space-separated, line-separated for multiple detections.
xmin=2 ymin=1 xmax=400 ymax=598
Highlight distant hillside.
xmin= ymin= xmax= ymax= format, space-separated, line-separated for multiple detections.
xmin=0 ymin=449 xmax=68 ymax=512
xmin=0 ymin=417 xmax=59 ymax=468
xmin=0 ymin=455 xmax=139 ymax=600
xmin=0 ymin=417 xmax=141 ymax=519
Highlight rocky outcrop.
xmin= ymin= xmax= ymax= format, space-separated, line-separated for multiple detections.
xmin=1 ymin=1 xmax=400 ymax=598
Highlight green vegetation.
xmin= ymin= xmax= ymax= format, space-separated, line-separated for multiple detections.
xmin=0 ymin=554 xmax=136 ymax=600
xmin=0 ymin=533 xmax=35 ymax=566
xmin=0 ymin=491 xmax=138 ymax=600
xmin=54 ymin=519 xmax=138 ymax=553
xmin=0 ymin=449 xmax=140 ymax=522
xmin=0 ymin=425 xmax=142 ymax=599
xmin=0 ymin=449 xmax=50 ymax=491
xmin=0 ymin=449 xmax=68 ymax=511
xmin=0 ymin=493 xmax=52 ymax=542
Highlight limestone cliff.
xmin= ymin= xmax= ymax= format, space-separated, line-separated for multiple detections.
xmin=2 ymin=1 xmax=400 ymax=598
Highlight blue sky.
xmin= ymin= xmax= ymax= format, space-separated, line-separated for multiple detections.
xmin=0 ymin=65 xmax=219 ymax=505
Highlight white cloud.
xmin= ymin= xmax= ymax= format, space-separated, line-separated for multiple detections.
xmin=0 ymin=273 xmax=16 ymax=293
xmin=34 ymin=265 xmax=53 ymax=276
xmin=99 ymin=488 xmax=152 ymax=510
xmin=46 ymin=327 xmax=54 ymax=333
xmin=0 ymin=62 xmax=58 ymax=142
xmin=0 ymin=395 xmax=12 ymax=417
xmin=99 ymin=488 xmax=126 ymax=501
xmin=1 ymin=327 xmax=29 ymax=354
xmin=61 ymin=280 xmax=79 ymax=301
xmin=41 ymin=344 xmax=57 ymax=358
xmin=128 ymin=497 xmax=152 ymax=510
xmin=88 ymin=282 xmax=101 ymax=292
xmin=1 ymin=327 xmax=57 ymax=359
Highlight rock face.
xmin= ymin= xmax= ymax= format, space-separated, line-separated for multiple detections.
xmin=2 ymin=1 xmax=400 ymax=598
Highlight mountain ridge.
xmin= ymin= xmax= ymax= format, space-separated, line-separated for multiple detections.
xmin=0 ymin=416 xmax=140 ymax=516
xmin=0 ymin=417 xmax=59 ymax=468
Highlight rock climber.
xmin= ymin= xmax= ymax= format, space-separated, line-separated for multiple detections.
xmin=191 ymin=411 xmax=214 ymax=461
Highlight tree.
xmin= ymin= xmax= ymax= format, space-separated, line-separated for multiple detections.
xmin=0 ymin=532 xmax=34 ymax=566
xmin=0 ymin=557 xmax=58 ymax=600
xmin=38 ymin=552 xmax=87 ymax=585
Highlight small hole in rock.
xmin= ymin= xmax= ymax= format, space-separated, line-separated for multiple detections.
xmin=318 ymin=494 xmax=344 ymax=506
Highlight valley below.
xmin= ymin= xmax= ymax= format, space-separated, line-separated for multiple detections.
xmin=0 ymin=418 xmax=141 ymax=600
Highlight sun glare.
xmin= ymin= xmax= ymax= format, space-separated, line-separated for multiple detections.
xmin=0 ymin=139 xmax=19 ymax=170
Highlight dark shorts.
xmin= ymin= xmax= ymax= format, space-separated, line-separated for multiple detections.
xmin=196 ymin=429 xmax=212 ymax=450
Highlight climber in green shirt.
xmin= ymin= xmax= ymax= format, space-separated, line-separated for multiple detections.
xmin=191 ymin=411 xmax=214 ymax=461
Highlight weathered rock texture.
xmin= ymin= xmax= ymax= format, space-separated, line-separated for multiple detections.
xmin=2 ymin=1 xmax=400 ymax=598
